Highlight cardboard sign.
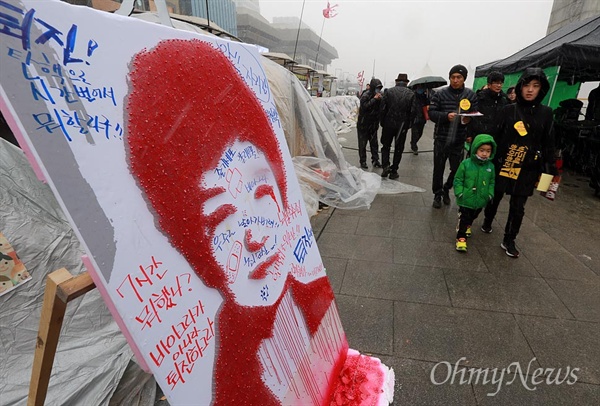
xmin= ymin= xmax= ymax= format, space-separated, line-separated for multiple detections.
xmin=0 ymin=1 xmax=347 ymax=404
xmin=536 ymin=173 xmax=554 ymax=192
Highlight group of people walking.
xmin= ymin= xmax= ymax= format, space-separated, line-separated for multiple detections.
xmin=357 ymin=64 xmax=558 ymax=258
xmin=357 ymin=73 xmax=422 ymax=179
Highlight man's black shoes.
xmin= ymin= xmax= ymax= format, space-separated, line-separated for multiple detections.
xmin=442 ymin=189 xmax=451 ymax=205
xmin=501 ymin=240 xmax=520 ymax=258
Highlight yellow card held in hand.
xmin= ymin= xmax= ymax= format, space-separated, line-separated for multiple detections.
xmin=537 ymin=173 xmax=554 ymax=192
xmin=514 ymin=121 xmax=527 ymax=136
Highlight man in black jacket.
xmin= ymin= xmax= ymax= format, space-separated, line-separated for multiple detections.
xmin=357 ymin=78 xmax=383 ymax=169
xmin=429 ymin=64 xmax=477 ymax=208
xmin=380 ymin=73 xmax=416 ymax=179
xmin=469 ymin=71 xmax=508 ymax=141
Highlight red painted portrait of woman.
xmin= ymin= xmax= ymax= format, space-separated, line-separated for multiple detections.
xmin=126 ymin=39 xmax=347 ymax=405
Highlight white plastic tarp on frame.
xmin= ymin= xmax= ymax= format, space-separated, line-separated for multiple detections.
xmin=0 ymin=140 xmax=154 ymax=406
xmin=262 ymin=58 xmax=383 ymax=215
xmin=312 ymin=95 xmax=359 ymax=135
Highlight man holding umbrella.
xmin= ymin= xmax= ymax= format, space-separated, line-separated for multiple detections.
xmin=380 ymin=73 xmax=417 ymax=179
xmin=409 ymin=84 xmax=430 ymax=155
xmin=429 ymin=64 xmax=478 ymax=208
xmin=407 ymin=75 xmax=447 ymax=155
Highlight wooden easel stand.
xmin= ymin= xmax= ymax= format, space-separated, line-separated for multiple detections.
xmin=27 ymin=269 xmax=96 ymax=406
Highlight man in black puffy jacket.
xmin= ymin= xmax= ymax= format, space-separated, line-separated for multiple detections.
xmin=379 ymin=73 xmax=416 ymax=179
xmin=357 ymin=78 xmax=383 ymax=169
xmin=429 ymin=64 xmax=478 ymax=208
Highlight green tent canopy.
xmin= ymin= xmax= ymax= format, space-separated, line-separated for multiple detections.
xmin=474 ymin=15 xmax=600 ymax=108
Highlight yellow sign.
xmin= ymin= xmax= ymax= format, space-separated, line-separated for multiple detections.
xmin=459 ymin=99 xmax=471 ymax=111
xmin=499 ymin=144 xmax=528 ymax=180
xmin=514 ymin=121 xmax=528 ymax=136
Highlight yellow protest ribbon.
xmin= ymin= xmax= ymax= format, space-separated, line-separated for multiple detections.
xmin=514 ymin=121 xmax=528 ymax=136
xmin=459 ymin=99 xmax=471 ymax=111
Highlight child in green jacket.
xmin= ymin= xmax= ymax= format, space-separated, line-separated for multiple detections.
xmin=453 ymin=134 xmax=497 ymax=252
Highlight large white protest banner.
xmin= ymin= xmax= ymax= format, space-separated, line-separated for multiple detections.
xmin=0 ymin=1 xmax=348 ymax=404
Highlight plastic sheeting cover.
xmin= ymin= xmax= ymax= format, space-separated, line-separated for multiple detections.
xmin=312 ymin=96 xmax=360 ymax=134
xmin=263 ymin=58 xmax=383 ymax=215
xmin=0 ymin=140 xmax=152 ymax=406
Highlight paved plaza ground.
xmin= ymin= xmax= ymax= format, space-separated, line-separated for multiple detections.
xmin=311 ymin=123 xmax=600 ymax=406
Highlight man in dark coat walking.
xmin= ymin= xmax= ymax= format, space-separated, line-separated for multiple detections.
xmin=429 ymin=64 xmax=478 ymax=208
xmin=481 ymin=68 xmax=558 ymax=258
xmin=379 ymin=73 xmax=417 ymax=179
xmin=357 ymin=78 xmax=383 ymax=169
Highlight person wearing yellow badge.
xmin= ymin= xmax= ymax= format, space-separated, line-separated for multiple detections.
xmin=481 ymin=68 xmax=558 ymax=258
xmin=429 ymin=64 xmax=478 ymax=208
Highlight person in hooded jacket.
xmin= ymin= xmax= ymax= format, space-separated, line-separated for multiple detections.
xmin=379 ymin=73 xmax=417 ymax=179
xmin=453 ymin=134 xmax=496 ymax=252
xmin=481 ymin=68 xmax=558 ymax=258
xmin=357 ymin=78 xmax=383 ymax=169
xmin=429 ymin=64 xmax=478 ymax=208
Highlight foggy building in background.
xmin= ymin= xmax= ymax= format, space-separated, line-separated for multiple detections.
xmin=63 ymin=1 xmax=237 ymax=36
xmin=189 ymin=0 xmax=237 ymax=36
xmin=61 ymin=0 xmax=338 ymax=71
xmin=233 ymin=0 xmax=260 ymax=14
xmin=62 ymin=0 xmax=181 ymax=13
xmin=236 ymin=7 xmax=338 ymax=71
xmin=547 ymin=0 xmax=600 ymax=34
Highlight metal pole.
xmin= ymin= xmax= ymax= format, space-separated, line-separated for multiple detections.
xmin=205 ymin=0 xmax=211 ymax=30
xmin=547 ymin=66 xmax=561 ymax=107
xmin=292 ymin=0 xmax=307 ymax=64
xmin=372 ymin=59 xmax=376 ymax=78
xmin=314 ymin=17 xmax=326 ymax=70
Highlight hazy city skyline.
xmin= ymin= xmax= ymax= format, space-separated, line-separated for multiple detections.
xmin=258 ymin=0 xmax=555 ymax=88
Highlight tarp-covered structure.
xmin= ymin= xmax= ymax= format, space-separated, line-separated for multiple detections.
xmin=0 ymin=140 xmax=156 ymax=406
xmin=474 ymin=15 xmax=600 ymax=108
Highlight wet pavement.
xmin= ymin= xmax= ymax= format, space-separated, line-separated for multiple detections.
xmin=311 ymin=123 xmax=600 ymax=405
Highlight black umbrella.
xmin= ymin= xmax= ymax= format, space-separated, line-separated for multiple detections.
xmin=408 ymin=76 xmax=447 ymax=89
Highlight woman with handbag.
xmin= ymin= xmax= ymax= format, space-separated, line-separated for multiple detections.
xmin=481 ymin=68 xmax=558 ymax=258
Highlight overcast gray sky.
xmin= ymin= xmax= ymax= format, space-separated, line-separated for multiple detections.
xmin=259 ymin=0 xmax=555 ymax=88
